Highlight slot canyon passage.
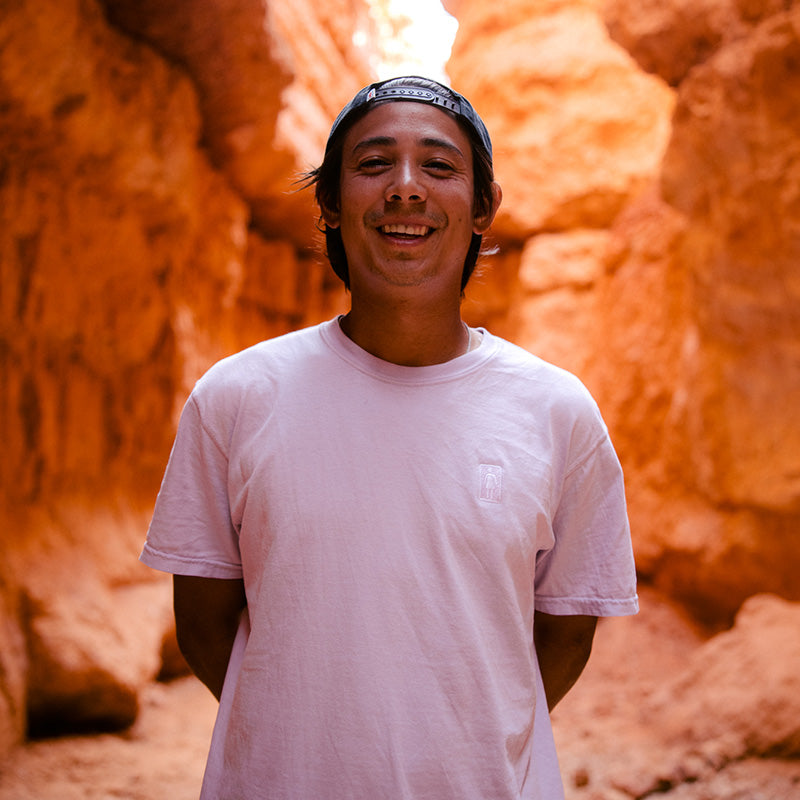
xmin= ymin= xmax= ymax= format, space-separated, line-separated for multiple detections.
xmin=1 ymin=0 xmax=800 ymax=797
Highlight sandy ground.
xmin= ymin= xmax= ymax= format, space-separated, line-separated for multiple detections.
xmin=0 ymin=678 xmax=216 ymax=800
xmin=1 ymin=588 xmax=798 ymax=799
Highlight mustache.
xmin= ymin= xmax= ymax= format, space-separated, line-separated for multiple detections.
xmin=365 ymin=208 xmax=446 ymax=228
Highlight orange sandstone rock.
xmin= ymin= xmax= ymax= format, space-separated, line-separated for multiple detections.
xmin=101 ymin=0 xmax=375 ymax=242
xmin=449 ymin=0 xmax=800 ymax=630
xmin=651 ymin=594 xmax=800 ymax=757
xmin=661 ymin=6 xmax=800 ymax=514
xmin=0 ymin=0 xmax=354 ymax=749
xmin=446 ymin=0 xmax=674 ymax=239
xmin=602 ymin=0 xmax=790 ymax=85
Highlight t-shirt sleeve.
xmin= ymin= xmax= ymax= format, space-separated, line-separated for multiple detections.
xmin=140 ymin=393 xmax=243 ymax=579
xmin=534 ymin=429 xmax=639 ymax=618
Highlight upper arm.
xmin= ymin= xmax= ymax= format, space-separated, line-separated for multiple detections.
xmin=172 ymin=575 xmax=247 ymax=700
xmin=534 ymin=611 xmax=598 ymax=710
xmin=534 ymin=610 xmax=597 ymax=654
xmin=173 ymin=574 xmax=247 ymax=637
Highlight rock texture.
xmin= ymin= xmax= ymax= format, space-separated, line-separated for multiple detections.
xmin=445 ymin=0 xmax=674 ymax=240
xmin=0 ymin=0 xmax=356 ymax=752
xmin=661 ymin=8 xmax=800 ymax=514
xmin=589 ymin=1 xmax=800 ymax=624
xmin=652 ymin=594 xmax=800 ymax=759
xmin=552 ymin=591 xmax=800 ymax=799
xmin=451 ymin=0 xmax=800 ymax=627
xmin=602 ymin=0 xmax=792 ymax=85
xmin=100 ymin=0 xmax=376 ymax=242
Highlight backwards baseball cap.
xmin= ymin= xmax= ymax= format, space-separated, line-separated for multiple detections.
xmin=326 ymin=75 xmax=493 ymax=161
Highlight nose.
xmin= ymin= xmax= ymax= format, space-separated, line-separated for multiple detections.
xmin=385 ymin=159 xmax=427 ymax=203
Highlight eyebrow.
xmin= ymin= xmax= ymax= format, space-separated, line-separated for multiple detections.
xmin=351 ymin=136 xmax=465 ymax=158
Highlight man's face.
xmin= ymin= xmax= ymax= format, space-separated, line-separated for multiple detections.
xmin=323 ymin=102 xmax=494 ymax=297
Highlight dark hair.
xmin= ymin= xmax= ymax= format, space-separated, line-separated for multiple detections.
xmin=300 ymin=80 xmax=496 ymax=292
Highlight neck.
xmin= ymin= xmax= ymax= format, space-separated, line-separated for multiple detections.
xmin=340 ymin=300 xmax=470 ymax=367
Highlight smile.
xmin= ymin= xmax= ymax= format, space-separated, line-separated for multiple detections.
xmin=379 ymin=224 xmax=432 ymax=237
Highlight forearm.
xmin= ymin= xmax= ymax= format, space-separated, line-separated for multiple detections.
xmin=173 ymin=575 xmax=247 ymax=701
xmin=534 ymin=611 xmax=597 ymax=711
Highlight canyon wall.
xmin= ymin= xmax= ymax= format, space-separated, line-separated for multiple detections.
xmin=448 ymin=0 xmax=800 ymax=627
xmin=1 ymin=0 xmax=799 ymax=777
xmin=599 ymin=0 xmax=800 ymax=623
xmin=0 ymin=0 xmax=360 ymax=751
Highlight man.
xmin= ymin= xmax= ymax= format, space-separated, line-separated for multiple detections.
xmin=141 ymin=76 xmax=638 ymax=799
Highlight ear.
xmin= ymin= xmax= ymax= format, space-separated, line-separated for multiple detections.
xmin=473 ymin=181 xmax=502 ymax=235
xmin=321 ymin=204 xmax=340 ymax=229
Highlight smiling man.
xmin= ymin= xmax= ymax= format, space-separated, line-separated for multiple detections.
xmin=326 ymin=100 xmax=497 ymax=367
xmin=141 ymin=76 xmax=638 ymax=799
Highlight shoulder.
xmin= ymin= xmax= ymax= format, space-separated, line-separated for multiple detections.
xmin=486 ymin=334 xmax=610 ymax=460
xmin=181 ymin=322 xmax=331 ymax=437
xmin=193 ymin=322 xmax=328 ymax=398
xmin=490 ymin=335 xmax=600 ymax=413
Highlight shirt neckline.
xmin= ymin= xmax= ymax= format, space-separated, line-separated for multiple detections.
xmin=320 ymin=316 xmax=499 ymax=386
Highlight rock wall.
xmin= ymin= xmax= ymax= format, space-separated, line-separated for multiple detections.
xmin=551 ymin=590 xmax=800 ymax=797
xmin=595 ymin=0 xmax=800 ymax=623
xmin=2 ymin=0 xmax=799 ymax=774
xmin=447 ymin=5 xmax=800 ymax=788
xmin=101 ymin=0 xmax=376 ymax=241
xmin=448 ymin=0 xmax=800 ymax=627
xmin=0 ymin=0 xmax=362 ymax=752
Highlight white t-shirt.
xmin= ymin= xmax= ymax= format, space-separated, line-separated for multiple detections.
xmin=141 ymin=319 xmax=638 ymax=800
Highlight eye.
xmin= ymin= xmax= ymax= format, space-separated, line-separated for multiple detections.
xmin=425 ymin=159 xmax=455 ymax=173
xmin=358 ymin=156 xmax=390 ymax=171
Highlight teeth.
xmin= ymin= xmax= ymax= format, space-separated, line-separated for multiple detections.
xmin=381 ymin=224 xmax=430 ymax=236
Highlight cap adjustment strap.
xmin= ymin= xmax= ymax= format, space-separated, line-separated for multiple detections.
xmin=368 ymin=86 xmax=461 ymax=115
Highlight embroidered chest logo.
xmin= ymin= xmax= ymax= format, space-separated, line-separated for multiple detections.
xmin=479 ymin=464 xmax=503 ymax=503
